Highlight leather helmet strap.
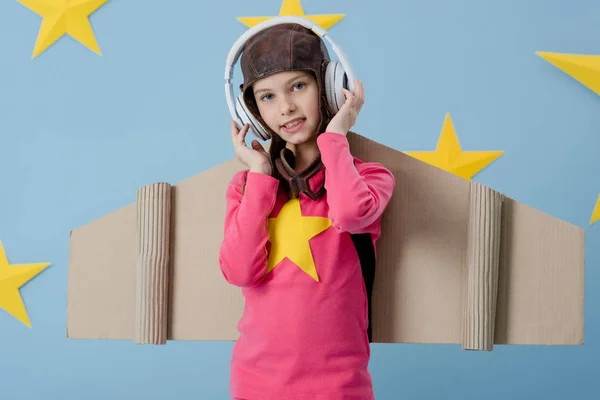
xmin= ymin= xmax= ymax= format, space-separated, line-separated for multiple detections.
xmin=275 ymin=148 xmax=325 ymax=200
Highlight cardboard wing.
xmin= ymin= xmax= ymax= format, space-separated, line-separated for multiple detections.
xmin=67 ymin=132 xmax=584 ymax=350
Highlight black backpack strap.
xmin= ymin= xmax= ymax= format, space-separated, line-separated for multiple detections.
xmin=347 ymin=158 xmax=377 ymax=343
xmin=350 ymin=232 xmax=376 ymax=343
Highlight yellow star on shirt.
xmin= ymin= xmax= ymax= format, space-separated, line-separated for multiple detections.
xmin=0 ymin=242 xmax=50 ymax=328
xmin=18 ymin=0 xmax=108 ymax=59
xmin=537 ymin=52 xmax=600 ymax=97
xmin=237 ymin=0 xmax=345 ymax=30
xmin=591 ymin=195 xmax=600 ymax=225
xmin=404 ymin=113 xmax=504 ymax=181
xmin=267 ymin=198 xmax=332 ymax=281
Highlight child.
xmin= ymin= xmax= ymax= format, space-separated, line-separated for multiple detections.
xmin=219 ymin=22 xmax=395 ymax=400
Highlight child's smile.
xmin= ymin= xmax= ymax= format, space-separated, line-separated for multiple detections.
xmin=281 ymin=117 xmax=306 ymax=134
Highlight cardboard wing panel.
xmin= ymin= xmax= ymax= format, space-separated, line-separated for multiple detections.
xmin=67 ymin=159 xmax=246 ymax=341
xmin=67 ymin=132 xmax=585 ymax=345
xmin=347 ymin=133 xmax=584 ymax=345
xmin=68 ymin=203 xmax=137 ymax=340
xmin=495 ymin=198 xmax=584 ymax=345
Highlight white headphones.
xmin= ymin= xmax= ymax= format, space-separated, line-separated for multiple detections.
xmin=224 ymin=16 xmax=356 ymax=141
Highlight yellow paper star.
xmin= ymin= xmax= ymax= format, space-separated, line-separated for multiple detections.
xmin=404 ymin=113 xmax=504 ymax=181
xmin=0 ymin=242 xmax=50 ymax=327
xmin=537 ymin=52 xmax=600 ymax=97
xmin=237 ymin=0 xmax=345 ymax=30
xmin=591 ymin=195 xmax=600 ymax=225
xmin=18 ymin=0 xmax=108 ymax=59
xmin=267 ymin=198 xmax=332 ymax=281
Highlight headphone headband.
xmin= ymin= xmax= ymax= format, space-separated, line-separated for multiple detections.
xmin=224 ymin=16 xmax=356 ymax=133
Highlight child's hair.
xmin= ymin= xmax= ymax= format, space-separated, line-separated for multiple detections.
xmin=238 ymin=23 xmax=335 ymax=164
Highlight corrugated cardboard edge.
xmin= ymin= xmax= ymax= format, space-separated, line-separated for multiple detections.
xmin=134 ymin=182 xmax=172 ymax=345
xmin=462 ymin=182 xmax=504 ymax=351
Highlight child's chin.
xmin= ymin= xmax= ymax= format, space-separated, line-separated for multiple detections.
xmin=279 ymin=129 xmax=317 ymax=144
xmin=283 ymin=134 xmax=311 ymax=144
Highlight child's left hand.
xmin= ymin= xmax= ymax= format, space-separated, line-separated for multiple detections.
xmin=325 ymin=79 xmax=364 ymax=136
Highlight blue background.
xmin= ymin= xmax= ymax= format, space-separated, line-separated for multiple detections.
xmin=0 ymin=0 xmax=598 ymax=399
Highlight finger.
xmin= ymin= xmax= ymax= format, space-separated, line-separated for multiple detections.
xmin=254 ymin=141 xmax=269 ymax=156
xmin=231 ymin=120 xmax=239 ymax=146
xmin=352 ymin=80 xmax=360 ymax=98
xmin=354 ymin=83 xmax=364 ymax=109
xmin=360 ymin=81 xmax=365 ymax=105
xmin=341 ymin=89 xmax=354 ymax=107
xmin=254 ymin=140 xmax=269 ymax=154
xmin=239 ymin=123 xmax=250 ymax=146
xmin=354 ymin=81 xmax=364 ymax=106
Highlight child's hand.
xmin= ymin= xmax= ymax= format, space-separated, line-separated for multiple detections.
xmin=231 ymin=120 xmax=272 ymax=175
xmin=325 ymin=79 xmax=365 ymax=136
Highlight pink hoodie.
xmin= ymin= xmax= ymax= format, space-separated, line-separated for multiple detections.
xmin=219 ymin=132 xmax=395 ymax=400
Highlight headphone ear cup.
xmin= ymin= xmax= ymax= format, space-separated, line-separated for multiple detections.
xmin=324 ymin=61 xmax=338 ymax=114
xmin=235 ymin=96 xmax=251 ymax=128
xmin=236 ymin=94 xmax=271 ymax=141
xmin=324 ymin=60 xmax=348 ymax=114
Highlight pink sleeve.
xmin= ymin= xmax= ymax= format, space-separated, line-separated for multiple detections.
xmin=317 ymin=132 xmax=396 ymax=234
xmin=218 ymin=170 xmax=279 ymax=287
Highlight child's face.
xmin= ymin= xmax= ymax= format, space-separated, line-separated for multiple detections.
xmin=252 ymin=70 xmax=321 ymax=145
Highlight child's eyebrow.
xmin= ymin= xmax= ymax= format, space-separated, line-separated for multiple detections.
xmin=254 ymin=73 xmax=308 ymax=95
xmin=284 ymin=73 xmax=308 ymax=84
xmin=254 ymin=88 xmax=270 ymax=95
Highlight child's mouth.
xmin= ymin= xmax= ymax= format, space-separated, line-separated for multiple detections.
xmin=281 ymin=118 xmax=306 ymax=134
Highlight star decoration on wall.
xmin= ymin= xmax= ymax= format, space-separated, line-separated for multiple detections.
xmin=237 ymin=0 xmax=345 ymax=30
xmin=18 ymin=0 xmax=108 ymax=59
xmin=536 ymin=52 xmax=600 ymax=97
xmin=0 ymin=242 xmax=50 ymax=327
xmin=591 ymin=195 xmax=600 ymax=225
xmin=536 ymin=52 xmax=600 ymax=225
xmin=404 ymin=113 xmax=504 ymax=181
xmin=267 ymin=198 xmax=332 ymax=281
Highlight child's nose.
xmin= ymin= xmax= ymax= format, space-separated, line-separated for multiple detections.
xmin=280 ymin=99 xmax=296 ymax=114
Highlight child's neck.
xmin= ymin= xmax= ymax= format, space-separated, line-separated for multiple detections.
xmin=286 ymin=139 xmax=320 ymax=172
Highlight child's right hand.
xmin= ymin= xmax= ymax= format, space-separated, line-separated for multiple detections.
xmin=231 ymin=120 xmax=272 ymax=175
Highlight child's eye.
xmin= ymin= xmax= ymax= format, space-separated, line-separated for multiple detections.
xmin=292 ymin=82 xmax=306 ymax=91
xmin=260 ymin=93 xmax=273 ymax=101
